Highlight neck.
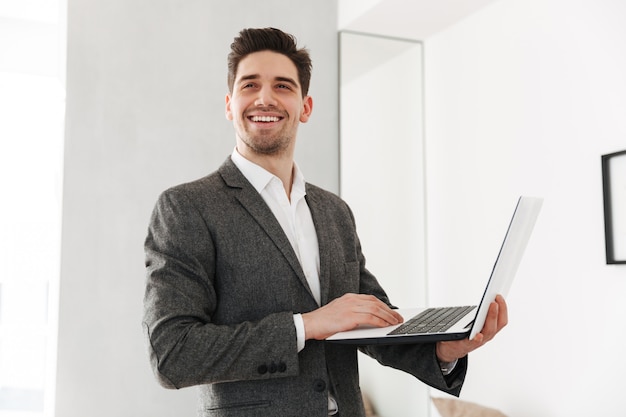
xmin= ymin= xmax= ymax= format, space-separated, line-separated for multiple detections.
xmin=236 ymin=143 xmax=295 ymax=197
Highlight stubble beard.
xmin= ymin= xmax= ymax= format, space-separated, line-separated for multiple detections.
xmin=238 ymin=111 xmax=294 ymax=156
xmin=240 ymin=130 xmax=291 ymax=156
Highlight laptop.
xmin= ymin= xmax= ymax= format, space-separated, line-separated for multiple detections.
xmin=326 ymin=196 xmax=543 ymax=345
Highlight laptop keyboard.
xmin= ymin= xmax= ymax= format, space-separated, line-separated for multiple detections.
xmin=388 ymin=305 xmax=476 ymax=335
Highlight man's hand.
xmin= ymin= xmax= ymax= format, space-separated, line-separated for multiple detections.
xmin=302 ymin=293 xmax=403 ymax=341
xmin=436 ymin=294 xmax=508 ymax=363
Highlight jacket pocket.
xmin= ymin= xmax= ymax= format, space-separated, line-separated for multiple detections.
xmin=204 ymin=400 xmax=271 ymax=414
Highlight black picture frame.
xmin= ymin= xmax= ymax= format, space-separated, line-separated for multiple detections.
xmin=602 ymin=150 xmax=626 ymax=264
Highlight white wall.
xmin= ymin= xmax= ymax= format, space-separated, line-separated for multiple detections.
xmin=57 ymin=1 xmax=337 ymax=416
xmin=424 ymin=0 xmax=626 ymax=415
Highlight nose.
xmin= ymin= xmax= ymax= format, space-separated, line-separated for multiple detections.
xmin=254 ymin=86 xmax=277 ymax=107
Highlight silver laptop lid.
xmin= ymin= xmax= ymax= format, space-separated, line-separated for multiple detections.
xmin=469 ymin=196 xmax=543 ymax=340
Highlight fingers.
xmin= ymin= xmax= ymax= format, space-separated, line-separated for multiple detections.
xmin=303 ymin=293 xmax=402 ymax=340
xmin=340 ymin=293 xmax=403 ymax=327
xmin=481 ymin=295 xmax=508 ymax=341
xmin=479 ymin=299 xmax=499 ymax=340
xmin=436 ymin=295 xmax=508 ymax=362
xmin=495 ymin=294 xmax=508 ymax=329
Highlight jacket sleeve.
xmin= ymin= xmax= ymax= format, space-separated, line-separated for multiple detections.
xmin=142 ymin=187 xmax=299 ymax=389
xmin=360 ymin=341 xmax=467 ymax=396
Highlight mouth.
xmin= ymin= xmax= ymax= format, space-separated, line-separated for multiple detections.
xmin=245 ymin=107 xmax=287 ymax=125
xmin=248 ymin=115 xmax=283 ymax=123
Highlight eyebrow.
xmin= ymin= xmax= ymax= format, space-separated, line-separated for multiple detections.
xmin=237 ymin=74 xmax=299 ymax=88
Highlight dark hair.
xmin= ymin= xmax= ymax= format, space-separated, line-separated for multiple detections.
xmin=227 ymin=27 xmax=312 ymax=97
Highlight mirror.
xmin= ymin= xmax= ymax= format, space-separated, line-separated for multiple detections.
xmin=339 ymin=31 xmax=428 ymax=417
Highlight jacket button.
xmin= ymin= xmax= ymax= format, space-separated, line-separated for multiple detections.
xmin=313 ymin=379 xmax=326 ymax=392
xmin=268 ymin=362 xmax=277 ymax=373
xmin=277 ymin=362 xmax=287 ymax=372
xmin=257 ymin=364 xmax=268 ymax=375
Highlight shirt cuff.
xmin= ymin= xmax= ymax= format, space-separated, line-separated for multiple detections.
xmin=438 ymin=358 xmax=458 ymax=376
xmin=293 ymin=314 xmax=306 ymax=352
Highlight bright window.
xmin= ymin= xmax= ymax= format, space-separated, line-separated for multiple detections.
xmin=0 ymin=1 xmax=65 ymax=416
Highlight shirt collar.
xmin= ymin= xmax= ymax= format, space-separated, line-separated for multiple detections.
xmin=231 ymin=147 xmax=306 ymax=196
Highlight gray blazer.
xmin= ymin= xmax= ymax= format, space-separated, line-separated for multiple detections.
xmin=143 ymin=157 xmax=466 ymax=417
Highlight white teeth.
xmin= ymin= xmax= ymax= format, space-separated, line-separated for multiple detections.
xmin=251 ymin=115 xmax=280 ymax=122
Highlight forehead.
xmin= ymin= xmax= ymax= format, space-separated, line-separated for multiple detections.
xmin=235 ymin=50 xmax=300 ymax=85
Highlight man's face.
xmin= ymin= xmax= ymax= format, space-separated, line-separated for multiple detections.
xmin=225 ymin=51 xmax=313 ymax=157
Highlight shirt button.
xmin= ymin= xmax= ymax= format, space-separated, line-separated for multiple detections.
xmin=313 ymin=379 xmax=326 ymax=392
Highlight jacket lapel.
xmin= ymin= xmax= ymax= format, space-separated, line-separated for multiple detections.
xmin=304 ymin=189 xmax=332 ymax=306
xmin=218 ymin=158 xmax=317 ymax=302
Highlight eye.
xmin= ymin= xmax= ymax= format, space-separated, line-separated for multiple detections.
xmin=239 ymin=81 xmax=259 ymax=90
xmin=276 ymin=84 xmax=292 ymax=90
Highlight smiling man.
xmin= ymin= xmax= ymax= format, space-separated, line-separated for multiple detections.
xmin=143 ymin=27 xmax=507 ymax=417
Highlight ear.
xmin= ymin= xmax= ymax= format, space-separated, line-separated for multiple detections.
xmin=225 ymin=93 xmax=233 ymax=121
xmin=299 ymin=95 xmax=313 ymax=123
